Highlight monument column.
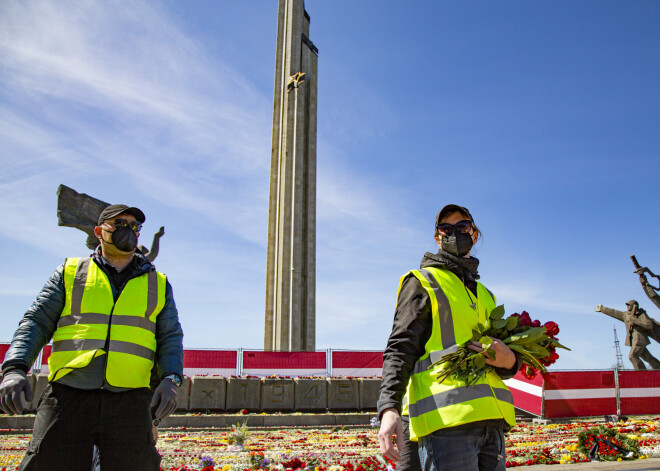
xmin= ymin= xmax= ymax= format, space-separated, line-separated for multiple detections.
xmin=265 ymin=0 xmax=318 ymax=351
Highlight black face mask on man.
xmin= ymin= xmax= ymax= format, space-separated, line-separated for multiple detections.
xmin=108 ymin=226 xmax=138 ymax=252
xmin=441 ymin=231 xmax=474 ymax=257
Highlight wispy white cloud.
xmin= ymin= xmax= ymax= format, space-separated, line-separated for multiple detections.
xmin=0 ymin=0 xmax=274 ymax=251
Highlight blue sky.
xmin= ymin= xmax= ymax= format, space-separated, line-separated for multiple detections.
xmin=1 ymin=1 xmax=659 ymax=371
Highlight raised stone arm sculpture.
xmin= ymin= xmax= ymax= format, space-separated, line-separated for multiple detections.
xmin=141 ymin=226 xmax=165 ymax=262
xmin=595 ymin=301 xmax=660 ymax=370
xmin=631 ymin=255 xmax=660 ymax=311
xmin=56 ymin=184 xmax=165 ymax=261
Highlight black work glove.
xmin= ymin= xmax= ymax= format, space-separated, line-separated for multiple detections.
xmin=0 ymin=370 xmax=33 ymax=415
xmin=149 ymin=378 xmax=178 ymax=421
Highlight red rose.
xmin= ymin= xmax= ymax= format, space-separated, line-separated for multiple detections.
xmin=543 ymin=321 xmax=559 ymax=337
xmin=517 ymin=311 xmax=532 ymax=326
xmin=522 ymin=365 xmax=537 ymax=380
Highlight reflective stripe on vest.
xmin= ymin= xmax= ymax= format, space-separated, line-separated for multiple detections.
xmin=404 ymin=267 xmax=516 ymax=440
xmin=48 ymin=257 xmax=166 ymax=388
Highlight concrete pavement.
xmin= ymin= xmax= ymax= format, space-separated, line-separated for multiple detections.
xmin=523 ymin=458 xmax=660 ymax=470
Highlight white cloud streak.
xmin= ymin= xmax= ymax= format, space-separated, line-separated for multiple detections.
xmin=0 ymin=0 xmax=276 ymax=251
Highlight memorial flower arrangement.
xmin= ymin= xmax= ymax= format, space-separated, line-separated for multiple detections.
xmin=432 ymin=306 xmax=569 ymax=384
xmin=577 ymin=425 xmax=640 ymax=461
xmin=227 ymin=419 xmax=250 ymax=450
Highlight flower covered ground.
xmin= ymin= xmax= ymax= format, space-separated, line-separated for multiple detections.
xmin=0 ymin=418 xmax=658 ymax=470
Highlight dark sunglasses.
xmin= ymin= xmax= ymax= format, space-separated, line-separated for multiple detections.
xmin=436 ymin=219 xmax=474 ymax=237
xmin=103 ymin=218 xmax=142 ymax=233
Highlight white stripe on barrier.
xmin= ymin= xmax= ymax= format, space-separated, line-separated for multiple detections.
xmin=241 ymin=369 xmax=326 ymax=378
xmin=332 ymin=368 xmax=382 ymax=377
xmin=184 ymin=368 xmax=235 ymax=377
xmin=503 ymin=378 xmax=542 ymax=397
xmin=620 ymin=387 xmax=660 ymax=398
xmin=545 ymin=388 xmax=616 ymax=400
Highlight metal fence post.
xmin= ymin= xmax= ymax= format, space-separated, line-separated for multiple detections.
xmin=540 ymin=375 xmax=546 ymax=419
xmin=237 ymin=348 xmax=243 ymax=377
xmin=327 ymin=348 xmax=332 ymax=378
xmin=32 ymin=349 xmax=43 ymax=374
xmin=614 ymin=366 xmax=621 ymax=417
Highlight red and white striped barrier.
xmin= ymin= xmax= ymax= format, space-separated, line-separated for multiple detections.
xmin=183 ymin=349 xmax=237 ymax=377
xmin=241 ymin=351 xmax=326 ymax=378
xmin=504 ymin=372 xmax=544 ymax=416
xmin=331 ymin=351 xmax=382 ymax=377
xmin=543 ymin=371 xmax=617 ymax=418
xmin=619 ymin=370 xmax=660 ymax=415
xmin=505 ymin=369 xmax=660 ymax=418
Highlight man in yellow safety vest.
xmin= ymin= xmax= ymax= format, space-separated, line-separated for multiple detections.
xmin=0 ymin=204 xmax=184 ymax=471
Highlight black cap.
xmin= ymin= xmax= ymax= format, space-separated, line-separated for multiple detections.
xmin=97 ymin=204 xmax=146 ymax=225
xmin=435 ymin=204 xmax=474 ymax=228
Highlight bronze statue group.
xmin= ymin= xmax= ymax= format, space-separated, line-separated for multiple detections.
xmin=595 ymin=257 xmax=660 ymax=370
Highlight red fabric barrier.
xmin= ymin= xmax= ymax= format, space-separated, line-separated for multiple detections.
xmin=0 ymin=344 xmax=9 ymax=365
xmin=543 ymin=371 xmax=617 ymax=418
xmin=619 ymin=370 xmax=660 ymax=415
xmin=243 ymin=351 xmax=326 ymax=377
xmin=331 ymin=351 xmax=382 ymax=377
xmin=41 ymin=345 xmax=51 ymax=364
xmin=183 ymin=349 xmax=237 ymax=376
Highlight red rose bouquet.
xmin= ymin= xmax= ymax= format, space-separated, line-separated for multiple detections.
xmin=432 ymin=305 xmax=569 ymax=384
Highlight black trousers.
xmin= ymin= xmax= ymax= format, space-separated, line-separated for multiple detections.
xmin=400 ymin=415 xmax=422 ymax=471
xmin=19 ymin=383 xmax=160 ymax=471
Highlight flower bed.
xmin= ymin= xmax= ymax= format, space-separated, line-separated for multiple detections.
xmin=0 ymin=418 xmax=658 ymax=470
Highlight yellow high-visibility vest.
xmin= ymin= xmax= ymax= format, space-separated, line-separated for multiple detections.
xmin=400 ymin=267 xmax=516 ymax=440
xmin=48 ymin=257 xmax=166 ymax=388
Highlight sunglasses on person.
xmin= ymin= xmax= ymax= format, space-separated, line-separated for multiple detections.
xmin=436 ymin=219 xmax=474 ymax=237
xmin=103 ymin=218 xmax=142 ymax=233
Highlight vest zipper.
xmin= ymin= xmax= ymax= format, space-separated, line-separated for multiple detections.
xmin=100 ymin=267 xmax=143 ymax=389
xmin=100 ymin=303 xmax=117 ymax=390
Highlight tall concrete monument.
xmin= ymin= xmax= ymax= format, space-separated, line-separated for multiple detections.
xmin=265 ymin=0 xmax=318 ymax=352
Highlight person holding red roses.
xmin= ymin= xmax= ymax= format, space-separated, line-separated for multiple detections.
xmin=377 ymin=204 xmax=521 ymax=471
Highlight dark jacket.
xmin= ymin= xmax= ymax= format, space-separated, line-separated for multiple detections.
xmin=2 ymin=250 xmax=184 ymax=383
xmin=377 ymin=251 xmax=520 ymax=417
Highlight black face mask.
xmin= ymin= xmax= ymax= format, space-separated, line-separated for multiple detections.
xmin=109 ymin=226 xmax=138 ymax=252
xmin=442 ymin=231 xmax=473 ymax=257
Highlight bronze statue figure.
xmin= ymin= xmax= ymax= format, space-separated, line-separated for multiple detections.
xmin=595 ymin=300 xmax=660 ymax=370
xmin=56 ymin=184 xmax=165 ymax=261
